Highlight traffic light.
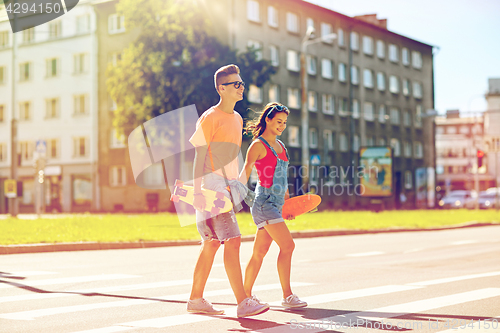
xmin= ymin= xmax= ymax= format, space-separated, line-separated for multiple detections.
xmin=38 ymin=170 xmax=44 ymax=184
xmin=477 ymin=149 xmax=485 ymax=168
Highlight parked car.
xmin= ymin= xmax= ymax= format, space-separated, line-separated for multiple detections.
xmin=438 ymin=190 xmax=477 ymax=209
xmin=478 ymin=191 xmax=500 ymax=209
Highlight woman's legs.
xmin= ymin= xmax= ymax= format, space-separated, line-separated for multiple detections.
xmin=244 ymin=228 xmax=273 ymax=297
xmin=263 ymin=222 xmax=295 ymax=298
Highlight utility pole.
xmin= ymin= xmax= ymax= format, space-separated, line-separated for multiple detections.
xmin=10 ymin=12 xmax=18 ymax=217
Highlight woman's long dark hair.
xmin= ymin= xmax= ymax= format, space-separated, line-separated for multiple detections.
xmin=245 ymin=102 xmax=290 ymax=140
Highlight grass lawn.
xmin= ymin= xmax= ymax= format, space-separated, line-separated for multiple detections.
xmin=0 ymin=209 xmax=499 ymax=245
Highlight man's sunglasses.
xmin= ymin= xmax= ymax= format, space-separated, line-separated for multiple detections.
xmin=221 ymin=81 xmax=245 ymax=89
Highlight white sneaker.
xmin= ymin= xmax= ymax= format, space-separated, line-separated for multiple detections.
xmin=282 ymin=294 xmax=307 ymax=308
xmin=187 ymin=298 xmax=224 ymax=315
xmin=237 ymin=297 xmax=270 ymax=318
xmin=251 ymin=294 xmax=269 ymax=306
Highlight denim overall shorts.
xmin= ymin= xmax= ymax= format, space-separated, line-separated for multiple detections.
xmin=251 ymin=136 xmax=289 ymax=229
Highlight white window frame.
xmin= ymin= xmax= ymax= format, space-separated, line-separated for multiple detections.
xmin=76 ymin=14 xmax=90 ymax=34
xmin=403 ymin=110 xmax=411 ymax=127
xmin=48 ymin=20 xmax=62 ymax=39
xmin=390 ymin=107 xmax=400 ymax=125
xmin=306 ymin=55 xmax=317 ymax=75
xmin=110 ymin=128 xmax=126 ymax=149
xmin=403 ymin=141 xmax=412 ymax=157
xmin=352 ymin=134 xmax=360 ymax=152
xmin=22 ymin=28 xmax=35 ymax=43
xmin=322 ymin=94 xmax=334 ymax=115
xmin=351 ymin=66 xmax=359 ymax=85
xmin=19 ymin=101 xmax=31 ymax=121
xmin=321 ymin=58 xmax=333 ymax=79
xmin=339 ymin=98 xmax=349 ymax=116
xmin=0 ymin=66 xmax=6 ymax=85
xmin=338 ymin=63 xmax=346 ymax=82
xmin=415 ymin=105 xmax=423 ymax=128
xmin=350 ymin=31 xmax=359 ymax=51
xmin=73 ymin=137 xmax=88 ymax=158
xmin=389 ymin=44 xmax=399 ymax=63
xmin=391 ymin=138 xmax=401 ymax=157
xmin=376 ymin=40 xmax=385 ymax=58
xmin=323 ymin=130 xmax=333 ymax=151
xmin=404 ymin=170 xmax=413 ymax=189
xmin=378 ymin=105 xmax=387 ymax=123
xmin=0 ymin=143 xmax=7 ymax=162
xmin=0 ymin=31 xmax=9 ymax=48
xmin=321 ymin=23 xmax=334 ymax=44
xmin=412 ymin=51 xmax=422 ymax=69
xmin=339 ymin=133 xmax=348 ymax=152
xmin=413 ymin=81 xmax=423 ymax=99
xmin=247 ymin=0 xmax=260 ymax=22
xmin=338 ymin=28 xmax=345 ymax=47
xmin=286 ymin=50 xmax=300 ymax=72
xmin=286 ymin=12 xmax=299 ymax=33
xmin=362 ymin=36 xmax=373 ymax=55
xmin=0 ymin=104 xmax=4 ymax=123
xmin=288 ymin=126 xmax=300 ymax=147
xmin=268 ymin=84 xmax=280 ymax=102
xmin=389 ymin=75 xmax=399 ymax=94
xmin=110 ymin=166 xmax=127 ymax=187
xmin=363 ymin=69 xmax=373 ymax=88
xmin=47 ymin=138 xmax=60 ymax=159
xmin=287 ymin=87 xmax=300 ymax=109
xmin=267 ymin=5 xmax=278 ymax=27
xmin=364 ymin=102 xmax=374 ymax=121
xmin=402 ymin=47 xmax=410 ymax=66
xmin=377 ymin=72 xmax=385 ymax=91
xmin=46 ymin=58 xmax=59 ymax=78
xmin=19 ymin=62 xmax=31 ymax=81
xmin=308 ymin=91 xmax=317 ymax=112
xmin=108 ymin=14 xmax=125 ymax=34
xmin=269 ymin=45 xmax=279 ymax=67
xmin=248 ymin=84 xmax=263 ymax=103
xmin=74 ymin=53 xmax=89 ymax=74
xmin=19 ymin=141 xmax=34 ymax=162
xmin=352 ymin=99 xmax=360 ymax=119
xmin=247 ymin=39 xmax=263 ymax=61
xmin=414 ymin=142 xmax=423 ymax=158
xmin=45 ymin=97 xmax=59 ymax=119
xmin=309 ymin=128 xmax=318 ymax=148
xmin=402 ymin=79 xmax=410 ymax=96
xmin=74 ymin=94 xmax=89 ymax=115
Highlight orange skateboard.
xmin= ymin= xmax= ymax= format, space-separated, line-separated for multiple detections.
xmin=282 ymin=194 xmax=321 ymax=220
xmin=170 ymin=179 xmax=233 ymax=215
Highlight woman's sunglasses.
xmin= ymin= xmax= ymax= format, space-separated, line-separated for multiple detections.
xmin=267 ymin=104 xmax=288 ymax=117
xmin=221 ymin=81 xmax=245 ymax=89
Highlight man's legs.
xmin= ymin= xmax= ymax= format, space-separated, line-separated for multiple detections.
xmin=190 ymin=239 xmax=221 ymax=300
xmin=223 ymin=236 xmax=248 ymax=304
xmin=244 ymin=228 xmax=273 ymax=298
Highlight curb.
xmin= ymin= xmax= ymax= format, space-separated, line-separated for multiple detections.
xmin=1 ymin=222 xmax=499 ymax=255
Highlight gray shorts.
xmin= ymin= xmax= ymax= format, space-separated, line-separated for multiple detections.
xmin=195 ymin=173 xmax=241 ymax=242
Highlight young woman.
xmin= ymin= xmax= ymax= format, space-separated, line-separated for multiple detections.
xmin=239 ymin=102 xmax=307 ymax=308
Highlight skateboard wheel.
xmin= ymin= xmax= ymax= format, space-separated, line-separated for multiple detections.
xmin=215 ymin=192 xmax=225 ymax=200
xmin=175 ymin=179 xmax=184 ymax=187
xmin=170 ymin=194 xmax=179 ymax=203
xmin=211 ymin=207 xmax=220 ymax=215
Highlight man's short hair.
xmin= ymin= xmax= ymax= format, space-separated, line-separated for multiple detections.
xmin=214 ymin=64 xmax=240 ymax=92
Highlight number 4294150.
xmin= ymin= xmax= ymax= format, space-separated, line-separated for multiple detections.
xmin=5 ymin=2 xmax=62 ymax=14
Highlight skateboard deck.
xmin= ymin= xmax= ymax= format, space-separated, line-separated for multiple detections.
xmin=282 ymin=194 xmax=321 ymax=220
xmin=170 ymin=180 xmax=233 ymax=215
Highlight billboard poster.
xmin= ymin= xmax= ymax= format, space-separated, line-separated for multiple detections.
xmin=415 ymin=167 xmax=427 ymax=209
xmin=359 ymin=147 xmax=393 ymax=197
xmin=427 ymin=167 xmax=436 ymax=208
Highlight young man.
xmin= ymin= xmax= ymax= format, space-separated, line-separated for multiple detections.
xmin=187 ymin=64 xmax=269 ymax=318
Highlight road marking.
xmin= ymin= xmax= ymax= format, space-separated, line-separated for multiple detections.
xmin=450 ymin=240 xmax=479 ymax=246
xmin=438 ymin=316 xmax=500 ymax=332
xmin=407 ymin=271 xmax=500 ymax=286
xmin=0 ymin=274 xmax=138 ymax=290
xmin=6 ymin=271 xmax=58 ymax=277
xmin=346 ymin=251 xmax=385 ymax=257
xmin=0 ymin=278 xmax=225 ymax=304
xmin=0 ymin=282 xmax=313 ymax=321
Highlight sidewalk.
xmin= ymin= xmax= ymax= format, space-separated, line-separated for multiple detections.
xmin=1 ymin=221 xmax=498 ymax=255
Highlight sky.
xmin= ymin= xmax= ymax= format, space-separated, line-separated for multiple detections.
xmin=307 ymin=0 xmax=500 ymax=115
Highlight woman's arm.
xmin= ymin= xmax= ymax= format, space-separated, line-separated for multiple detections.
xmin=239 ymin=141 xmax=265 ymax=184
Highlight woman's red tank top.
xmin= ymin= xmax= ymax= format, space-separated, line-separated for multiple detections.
xmin=254 ymin=140 xmax=288 ymax=188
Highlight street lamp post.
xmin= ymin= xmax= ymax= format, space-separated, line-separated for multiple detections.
xmin=300 ymin=27 xmax=336 ymax=193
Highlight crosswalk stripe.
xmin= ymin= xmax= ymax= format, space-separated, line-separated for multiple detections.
xmin=0 ymin=278 xmax=226 ymax=304
xmin=346 ymin=251 xmax=384 ymax=257
xmin=0 ymin=274 xmax=138 ymax=290
xmin=0 ymin=282 xmax=313 ymax=321
xmin=4 ymin=271 xmax=57 ymax=277
xmin=407 ymin=271 xmax=500 ymax=286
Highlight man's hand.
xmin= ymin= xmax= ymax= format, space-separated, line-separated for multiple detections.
xmin=193 ymin=193 xmax=206 ymax=212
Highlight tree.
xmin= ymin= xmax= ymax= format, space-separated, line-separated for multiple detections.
xmin=106 ymin=0 xmax=276 ymax=134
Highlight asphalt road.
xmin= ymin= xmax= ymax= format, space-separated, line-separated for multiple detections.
xmin=1 ymin=225 xmax=499 ymax=333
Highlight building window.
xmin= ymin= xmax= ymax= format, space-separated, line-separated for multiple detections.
xmin=74 ymin=94 xmax=88 ymax=115
xmin=404 ymin=171 xmax=413 ymax=189
xmin=45 ymin=98 xmax=59 ymax=119
xmin=0 ymin=31 xmax=9 ymax=47
xmin=0 ymin=66 xmax=5 ymax=84
xmin=339 ymin=133 xmax=348 ymax=152
xmin=413 ymin=81 xmax=423 ymax=99
xmin=322 ymin=94 xmax=334 ymax=114
xmin=321 ymin=58 xmax=333 ymax=79
xmin=22 ymin=27 xmax=35 ymax=43
xmin=309 ymin=128 xmax=318 ymax=148
xmin=248 ymin=40 xmax=263 ymax=60
xmin=403 ymin=141 xmax=412 ymax=157
xmin=286 ymin=50 xmax=300 ymax=72
xmin=339 ymin=98 xmax=349 ymax=116
xmin=412 ymin=51 xmax=422 ymax=69
xmin=364 ymin=102 xmax=374 ymax=121
xmin=363 ymin=36 xmax=373 ymax=55
xmin=108 ymin=14 xmax=125 ymax=34
xmin=0 ymin=105 xmax=4 ymax=122
xmin=415 ymin=105 xmax=423 ymax=127
xmin=286 ymin=12 xmax=299 ymax=33
xmin=288 ymin=126 xmax=300 ymax=147
xmin=48 ymin=21 xmax=62 ymax=39
xmin=403 ymin=110 xmax=411 ymax=127
xmin=287 ymin=87 xmax=300 ymax=109
xmin=350 ymin=31 xmax=359 ymax=51
xmin=269 ymin=45 xmax=279 ymax=66
xmin=73 ymin=137 xmax=88 ymax=157
xmin=352 ymin=99 xmax=360 ymax=118
xmin=268 ymin=5 xmax=278 ymax=27
xmin=414 ymin=142 xmax=423 ymax=158
xmin=47 ymin=139 xmax=59 ymax=159
xmin=323 ymin=130 xmax=334 ymax=150
xmin=377 ymin=72 xmax=385 ymax=91
xmin=321 ymin=23 xmax=334 ymax=43
xmin=363 ymin=69 xmax=373 ymax=88
xmin=376 ymin=40 xmax=385 ymax=58
xmin=378 ymin=105 xmax=387 ymax=123
xmin=19 ymin=141 xmax=34 ymax=162
xmin=46 ymin=58 xmax=59 ymax=78
xmin=378 ymin=137 xmax=386 ymax=146
xmin=76 ymin=14 xmax=90 ymax=34
xmin=389 ymin=44 xmax=399 ymax=62
xmin=142 ymin=163 xmax=165 ymax=187
xmin=248 ymin=84 xmax=263 ymax=103
xmin=73 ymin=53 xmax=88 ymax=74
xmin=403 ymin=79 xmax=410 ymax=96
xmin=306 ymin=55 xmax=317 ymax=75
xmin=306 ymin=18 xmax=314 ymax=33
xmin=352 ymin=134 xmax=360 ymax=152
xmin=269 ymin=84 xmax=280 ymax=102
xmin=391 ymin=138 xmax=401 ymax=156
xmin=402 ymin=47 xmax=410 ymax=66
xmin=19 ymin=62 xmax=31 ymax=81
xmin=19 ymin=101 xmax=31 ymax=121
xmin=338 ymin=63 xmax=346 ymax=82
xmin=351 ymin=66 xmax=359 ymax=85
xmin=110 ymin=166 xmax=127 ymax=187
xmin=110 ymin=129 xmax=126 ymax=149
xmin=247 ymin=0 xmax=260 ymax=22
xmin=338 ymin=28 xmax=345 ymax=47
xmin=0 ymin=143 xmax=6 ymax=162
xmin=390 ymin=107 xmax=400 ymax=125
xmin=308 ymin=91 xmax=317 ymax=112
xmin=389 ymin=75 xmax=399 ymax=94
xmin=366 ymin=136 xmax=375 ymax=146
